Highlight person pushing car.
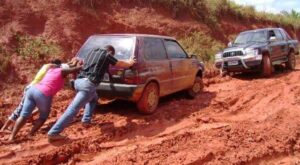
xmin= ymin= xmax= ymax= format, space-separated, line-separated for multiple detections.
xmin=47 ymin=45 xmax=135 ymax=142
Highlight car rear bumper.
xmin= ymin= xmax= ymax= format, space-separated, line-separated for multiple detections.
xmin=215 ymin=55 xmax=262 ymax=72
xmin=96 ymin=83 xmax=145 ymax=102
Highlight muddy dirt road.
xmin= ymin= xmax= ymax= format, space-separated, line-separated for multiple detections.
xmin=1 ymin=67 xmax=300 ymax=165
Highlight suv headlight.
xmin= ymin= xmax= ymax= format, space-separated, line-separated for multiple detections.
xmin=245 ymin=48 xmax=259 ymax=56
xmin=215 ymin=52 xmax=223 ymax=60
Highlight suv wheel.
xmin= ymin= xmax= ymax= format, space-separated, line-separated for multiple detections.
xmin=286 ymin=51 xmax=296 ymax=70
xmin=187 ymin=76 xmax=204 ymax=99
xmin=262 ymin=55 xmax=272 ymax=77
xmin=137 ymin=82 xmax=159 ymax=114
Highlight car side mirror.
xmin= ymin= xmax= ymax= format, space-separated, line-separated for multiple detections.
xmin=228 ymin=41 xmax=233 ymax=47
xmin=190 ymin=54 xmax=197 ymax=59
xmin=269 ymin=36 xmax=277 ymax=42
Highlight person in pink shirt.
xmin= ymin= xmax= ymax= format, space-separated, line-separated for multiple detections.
xmin=8 ymin=59 xmax=83 ymax=142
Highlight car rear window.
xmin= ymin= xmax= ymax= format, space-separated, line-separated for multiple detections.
xmin=76 ymin=36 xmax=136 ymax=60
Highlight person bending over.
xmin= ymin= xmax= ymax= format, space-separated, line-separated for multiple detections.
xmin=8 ymin=60 xmax=83 ymax=142
xmin=0 ymin=59 xmax=61 ymax=133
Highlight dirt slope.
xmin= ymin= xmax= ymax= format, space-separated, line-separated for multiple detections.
xmin=0 ymin=66 xmax=300 ymax=164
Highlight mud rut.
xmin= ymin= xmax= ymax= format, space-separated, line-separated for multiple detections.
xmin=1 ymin=67 xmax=300 ymax=164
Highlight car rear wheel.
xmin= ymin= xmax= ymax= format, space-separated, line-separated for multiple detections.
xmin=262 ymin=55 xmax=272 ymax=77
xmin=187 ymin=76 xmax=204 ymax=99
xmin=286 ymin=51 xmax=296 ymax=70
xmin=137 ymin=82 xmax=159 ymax=114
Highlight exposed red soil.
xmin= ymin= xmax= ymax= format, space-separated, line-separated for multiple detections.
xmin=1 ymin=65 xmax=300 ymax=164
xmin=1 ymin=0 xmax=300 ymax=164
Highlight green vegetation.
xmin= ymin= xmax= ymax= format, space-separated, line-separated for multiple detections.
xmin=281 ymin=9 xmax=300 ymax=19
xmin=179 ymin=32 xmax=225 ymax=63
xmin=15 ymin=34 xmax=61 ymax=60
xmin=148 ymin=0 xmax=300 ymax=28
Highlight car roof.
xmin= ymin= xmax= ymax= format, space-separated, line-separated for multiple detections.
xmin=91 ymin=33 xmax=176 ymax=40
xmin=241 ymin=28 xmax=284 ymax=33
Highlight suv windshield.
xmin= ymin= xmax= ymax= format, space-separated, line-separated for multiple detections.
xmin=234 ymin=31 xmax=267 ymax=45
xmin=77 ymin=36 xmax=136 ymax=60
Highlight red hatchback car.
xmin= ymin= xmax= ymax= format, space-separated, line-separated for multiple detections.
xmin=76 ymin=34 xmax=205 ymax=114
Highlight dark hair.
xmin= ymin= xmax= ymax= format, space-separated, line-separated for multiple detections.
xmin=104 ymin=45 xmax=115 ymax=55
xmin=50 ymin=59 xmax=62 ymax=65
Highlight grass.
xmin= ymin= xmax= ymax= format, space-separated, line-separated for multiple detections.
xmin=15 ymin=34 xmax=62 ymax=60
xmin=71 ymin=0 xmax=300 ymax=35
xmin=145 ymin=0 xmax=300 ymax=29
xmin=179 ymin=32 xmax=225 ymax=63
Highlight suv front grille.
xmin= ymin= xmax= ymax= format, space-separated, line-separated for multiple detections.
xmin=223 ymin=51 xmax=244 ymax=58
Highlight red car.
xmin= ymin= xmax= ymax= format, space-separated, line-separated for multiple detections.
xmin=76 ymin=34 xmax=205 ymax=114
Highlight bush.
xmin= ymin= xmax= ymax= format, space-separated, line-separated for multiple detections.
xmin=179 ymin=32 xmax=225 ymax=63
xmin=15 ymin=34 xmax=61 ymax=60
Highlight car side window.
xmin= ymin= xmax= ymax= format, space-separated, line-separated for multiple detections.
xmin=274 ymin=30 xmax=284 ymax=41
xmin=268 ymin=30 xmax=276 ymax=39
xmin=164 ymin=40 xmax=188 ymax=59
xmin=280 ymin=29 xmax=290 ymax=40
xmin=143 ymin=38 xmax=167 ymax=60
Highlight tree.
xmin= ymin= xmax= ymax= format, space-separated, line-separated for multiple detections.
xmin=281 ymin=9 xmax=300 ymax=19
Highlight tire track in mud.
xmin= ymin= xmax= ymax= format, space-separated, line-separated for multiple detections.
xmin=2 ymin=68 xmax=300 ymax=164
xmin=0 ymin=90 xmax=217 ymax=164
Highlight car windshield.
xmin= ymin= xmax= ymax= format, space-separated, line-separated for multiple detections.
xmin=77 ymin=36 xmax=136 ymax=60
xmin=234 ymin=31 xmax=267 ymax=44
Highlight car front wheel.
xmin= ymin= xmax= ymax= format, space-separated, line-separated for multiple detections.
xmin=262 ymin=55 xmax=272 ymax=77
xmin=187 ymin=76 xmax=204 ymax=99
xmin=137 ymin=82 xmax=159 ymax=114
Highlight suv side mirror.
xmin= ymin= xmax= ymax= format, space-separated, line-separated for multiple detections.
xmin=269 ymin=36 xmax=277 ymax=42
xmin=228 ymin=41 xmax=233 ymax=47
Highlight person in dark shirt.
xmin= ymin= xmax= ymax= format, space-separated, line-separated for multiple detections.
xmin=47 ymin=45 xmax=135 ymax=141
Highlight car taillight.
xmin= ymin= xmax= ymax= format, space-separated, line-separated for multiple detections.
xmin=124 ymin=69 xmax=140 ymax=84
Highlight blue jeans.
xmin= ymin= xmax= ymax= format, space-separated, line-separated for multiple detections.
xmin=20 ymin=86 xmax=53 ymax=121
xmin=9 ymin=85 xmax=31 ymax=121
xmin=48 ymin=78 xmax=98 ymax=135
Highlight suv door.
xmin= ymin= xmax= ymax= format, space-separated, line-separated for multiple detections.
xmin=279 ymin=29 xmax=289 ymax=57
xmin=164 ymin=39 xmax=195 ymax=92
xmin=140 ymin=37 xmax=173 ymax=96
xmin=268 ymin=30 xmax=282 ymax=61
xmin=274 ymin=29 xmax=287 ymax=60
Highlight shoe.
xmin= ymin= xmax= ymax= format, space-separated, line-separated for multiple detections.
xmin=48 ymin=134 xmax=67 ymax=142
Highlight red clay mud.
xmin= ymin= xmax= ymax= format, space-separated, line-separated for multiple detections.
xmin=0 ymin=67 xmax=300 ymax=164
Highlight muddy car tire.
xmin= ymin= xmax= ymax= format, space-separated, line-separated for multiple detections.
xmin=286 ymin=52 xmax=296 ymax=70
xmin=137 ymin=82 xmax=159 ymax=114
xmin=262 ymin=55 xmax=272 ymax=77
xmin=187 ymin=76 xmax=204 ymax=99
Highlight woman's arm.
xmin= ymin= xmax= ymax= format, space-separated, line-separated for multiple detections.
xmin=61 ymin=66 xmax=82 ymax=76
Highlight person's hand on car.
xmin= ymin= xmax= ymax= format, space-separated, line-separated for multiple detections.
xmin=127 ymin=58 xmax=136 ymax=66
